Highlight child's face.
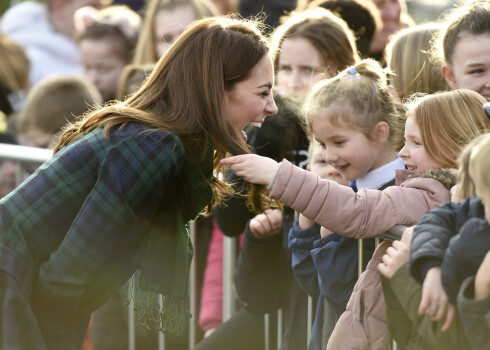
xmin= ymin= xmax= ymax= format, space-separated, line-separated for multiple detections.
xmin=18 ymin=127 xmax=53 ymax=149
xmin=443 ymin=32 xmax=490 ymax=101
xmin=276 ymin=37 xmax=326 ymax=100
xmin=80 ymin=38 xmax=126 ymax=102
xmin=368 ymin=0 xmax=401 ymax=54
xmin=311 ymin=108 xmax=385 ymax=182
xmin=398 ymin=116 xmax=442 ymax=174
xmin=308 ymin=143 xmax=349 ymax=186
xmin=154 ymin=5 xmax=197 ymax=58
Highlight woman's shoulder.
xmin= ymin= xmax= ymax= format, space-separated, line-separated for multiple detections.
xmin=58 ymin=124 xmax=185 ymax=167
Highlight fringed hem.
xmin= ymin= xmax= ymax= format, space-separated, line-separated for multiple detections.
xmin=124 ymin=272 xmax=191 ymax=337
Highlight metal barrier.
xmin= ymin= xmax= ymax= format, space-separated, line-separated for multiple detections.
xmin=0 ymin=143 xmax=408 ymax=349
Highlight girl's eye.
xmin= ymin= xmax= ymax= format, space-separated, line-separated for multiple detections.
xmin=279 ymin=65 xmax=292 ymax=73
xmin=413 ymin=140 xmax=422 ymax=146
xmin=469 ymin=69 xmax=484 ymax=74
xmin=261 ymin=91 xmax=270 ymax=97
xmin=301 ymin=67 xmax=315 ymax=74
xmin=334 ymin=140 xmax=345 ymax=145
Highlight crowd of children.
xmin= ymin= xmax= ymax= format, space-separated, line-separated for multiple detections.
xmin=0 ymin=0 xmax=489 ymax=349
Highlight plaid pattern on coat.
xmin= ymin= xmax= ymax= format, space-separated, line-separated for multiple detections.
xmin=0 ymin=123 xmax=185 ymax=349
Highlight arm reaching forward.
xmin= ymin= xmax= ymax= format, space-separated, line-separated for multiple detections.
xmin=221 ymin=154 xmax=279 ymax=185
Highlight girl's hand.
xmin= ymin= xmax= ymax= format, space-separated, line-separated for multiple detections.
xmin=249 ymin=209 xmax=283 ymax=237
xmin=298 ymin=214 xmax=315 ymax=229
xmin=418 ymin=266 xmax=455 ymax=332
xmin=377 ymin=240 xmax=409 ymax=279
xmin=220 ymin=154 xmax=279 ymax=185
xmin=320 ymin=226 xmax=333 ymax=237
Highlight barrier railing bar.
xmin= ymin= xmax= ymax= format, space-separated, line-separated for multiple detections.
xmin=0 ymin=143 xmax=52 ymax=163
xmin=277 ymin=309 xmax=282 ymax=348
xmin=158 ymin=294 xmax=165 ymax=350
xmin=264 ymin=314 xmax=270 ymax=350
xmin=189 ymin=221 xmax=197 ymax=347
xmin=128 ymin=283 xmax=136 ymax=350
xmin=222 ymin=236 xmax=237 ymax=321
xmin=307 ymin=296 xmax=313 ymax=346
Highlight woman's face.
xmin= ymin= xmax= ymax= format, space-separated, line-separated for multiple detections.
xmin=223 ymin=55 xmax=278 ymax=141
xmin=276 ymin=37 xmax=326 ymax=100
xmin=154 ymin=4 xmax=197 ymax=58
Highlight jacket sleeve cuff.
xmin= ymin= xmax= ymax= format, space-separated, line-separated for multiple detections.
xmin=411 ymin=257 xmax=442 ymax=285
xmin=267 ymin=159 xmax=284 ymax=191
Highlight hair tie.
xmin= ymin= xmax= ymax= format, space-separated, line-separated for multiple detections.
xmin=484 ymin=102 xmax=490 ymax=120
xmin=340 ymin=66 xmax=361 ymax=80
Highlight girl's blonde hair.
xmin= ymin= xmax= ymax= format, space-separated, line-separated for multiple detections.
xmin=406 ymin=89 xmax=490 ymax=169
xmin=270 ymin=7 xmax=360 ymax=78
xmin=133 ymin=0 xmax=219 ymax=64
xmin=432 ymin=0 xmax=490 ymax=67
xmin=304 ymin=58 xmax=405 ymax=151
xmin=0 ymin=32 xmax=29 ymax=98
xmin=386 ymin=22 xmax=449 ymax=102
xmin=469 ymin=132 xmax=490 ymax=193
xmin=455 ymin=133 xmax=488 ymax=199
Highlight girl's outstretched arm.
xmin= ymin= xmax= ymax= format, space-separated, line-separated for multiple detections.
xmin=221 ymin=154 xmax=279 ymax=185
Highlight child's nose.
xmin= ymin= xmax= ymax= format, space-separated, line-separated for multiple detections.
xmin=398 ymin=144 xmax=409 ymax=158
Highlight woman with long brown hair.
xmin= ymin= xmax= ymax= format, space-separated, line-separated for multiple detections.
xmin=0 ymin=16 xmax=277 ymax=349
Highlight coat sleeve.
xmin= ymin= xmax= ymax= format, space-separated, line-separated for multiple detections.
xmin=457 ymin=276 xmax=490 ymax=350
xmin=288 ymin=222 xmax=321 ymax=298
xmin=31 ymin=131 xmax=185 ymax=325
xmin=234 ymin=223 xmax=291 ymax=314
xmin=410 ymin=197 xmax=484 ymax=285
xmin=312 ymin=234 xmax=375 ymax=318
xmin=441 ymin=217 xmax=490 ymax=305
xmin=269 ymin=159 xmax=450 ymax=239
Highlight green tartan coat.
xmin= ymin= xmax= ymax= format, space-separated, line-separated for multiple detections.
xmin=0 ymin=123 xmax=186 ymax=349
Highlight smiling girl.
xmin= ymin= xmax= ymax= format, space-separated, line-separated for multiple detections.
xmin=222 ymin=86 xmax=489 ymax=348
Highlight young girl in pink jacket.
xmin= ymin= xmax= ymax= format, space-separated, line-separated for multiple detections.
xmin=222 ymin=65 xmax=490 ymax=348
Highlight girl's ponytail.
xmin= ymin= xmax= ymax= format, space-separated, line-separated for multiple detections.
xmin=305 ymin=59 xmax=405 ymax=151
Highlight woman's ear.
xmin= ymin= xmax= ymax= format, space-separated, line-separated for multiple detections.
xmin=373 ymin=121 xmax=390 ymax=144
xmin=442 ymin=64 xmax=458 ymax=90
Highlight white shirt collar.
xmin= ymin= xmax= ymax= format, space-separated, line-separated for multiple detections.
xmin=356 ymin=157 xmax=405 ymax=190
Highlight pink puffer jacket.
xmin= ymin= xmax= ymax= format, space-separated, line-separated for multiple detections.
xmin=268 ymin=160 xmax=454 ymax=350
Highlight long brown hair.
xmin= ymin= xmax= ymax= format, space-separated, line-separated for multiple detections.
xmin=55 ymin=16 xmax=272 ymax=212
